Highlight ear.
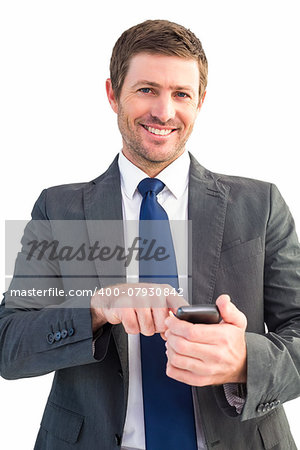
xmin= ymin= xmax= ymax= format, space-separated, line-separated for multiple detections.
xmin=106 ymin=79 xmax=118 ymax=113
xmin=198 ymin=90 xmax=206 ymax=112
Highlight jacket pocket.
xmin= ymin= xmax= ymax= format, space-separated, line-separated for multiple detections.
xmin=220 ymin=236 xmax=263 ymax=269
xmin=257 ymin=407 xmax=296 ymax=449
xmin=40 ymin=401 xmax=84 ymax=444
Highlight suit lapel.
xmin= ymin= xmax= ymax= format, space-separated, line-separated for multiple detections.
xmin=188 ymin=153 xmax=230 ymax=305
xmin=83 ymin=155 xmax=125 ymax=286
xmin=83 ymin=155 xmax=128 ymax=391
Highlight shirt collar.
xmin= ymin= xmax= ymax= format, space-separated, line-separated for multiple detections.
xmin=118 ymin=150 xmax=190 ymax=200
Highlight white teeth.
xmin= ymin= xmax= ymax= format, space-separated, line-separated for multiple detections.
xmin=144 ymin=125 xmax=173 ymax=136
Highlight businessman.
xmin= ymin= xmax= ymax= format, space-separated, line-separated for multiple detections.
xmin=1 ymin=19 xmax=300 ymax=450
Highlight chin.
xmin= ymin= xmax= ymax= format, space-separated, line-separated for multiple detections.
xmin=141 ymin=147 xmax=184 ymax=164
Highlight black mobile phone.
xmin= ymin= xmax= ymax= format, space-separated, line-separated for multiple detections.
xmin=176 ymin=305 xmax=220 ymax=324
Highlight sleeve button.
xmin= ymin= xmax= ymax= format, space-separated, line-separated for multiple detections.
xmin=68 ymin=327 xmax=75 ymax=337
xmin=61 ymin=329 xmax=68 ymax=338
xmin=257 ymin=404 xmax=264 ymax=413
xmin=47 ymin=333 xmax=54 ymax=344
xmin=54 ymin=331 xmax=61 ymax=341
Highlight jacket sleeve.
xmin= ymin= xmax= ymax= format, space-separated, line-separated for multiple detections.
xmin=0 ymin=189 xmax=110 ymax=380
xmin=241 ymin=184 xmax=300 ymax=420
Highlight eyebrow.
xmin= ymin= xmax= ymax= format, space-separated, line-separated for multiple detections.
xmin=131 ymin=80 xmax=196 ymax=95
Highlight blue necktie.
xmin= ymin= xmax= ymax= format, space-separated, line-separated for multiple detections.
xmin=138 ymin=178 xmax=197 ymax=450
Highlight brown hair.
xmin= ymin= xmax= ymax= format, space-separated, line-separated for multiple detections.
xmin=110 ymin=19 xmax=208 ymax=102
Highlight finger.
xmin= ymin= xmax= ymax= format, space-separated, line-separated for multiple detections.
xmin=166 ymin=333 xmax=216 ymax=361
xmin=136 ymin=308 xmax=156 ymax=336
xmin=166 ymin=287 xmax=189 ymax=310
xmin=166 ymin=362 xmax=214 ymax=387
xmin=117 ymin=309 xmax=141 ymax=334
xmin=166 ymin=345 xmax=204 ymax=373
xmin=216 ymin=295 xmax=247 ymax=330
xmin=152 ymin=308 xmax=169 ymax=333
xmin=165 ymin=313 xmax=194 ymax=337
xmin=166 ymin=314 xmax=234 ymax=345
xmin=160 ymin=331 xmax=167 ymax=341
xmin=103 ymin=307 xmax=122 ymax=325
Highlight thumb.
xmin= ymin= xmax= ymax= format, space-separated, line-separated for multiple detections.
xmin=216 ymin=294 xmax=247 ymax=330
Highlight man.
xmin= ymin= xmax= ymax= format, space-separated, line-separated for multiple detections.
xmin=1 ymin=19 xmax=300 ymax=450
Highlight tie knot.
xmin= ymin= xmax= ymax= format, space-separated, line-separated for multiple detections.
xmin=137 ymin=178 xmax=165 ymax=197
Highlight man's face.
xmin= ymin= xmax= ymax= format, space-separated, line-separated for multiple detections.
xmin=107 ymin=53 xmax=204 ymax=172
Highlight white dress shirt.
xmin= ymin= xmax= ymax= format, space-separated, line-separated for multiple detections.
xmin=118 ymin=150 xmax=207 ymax=450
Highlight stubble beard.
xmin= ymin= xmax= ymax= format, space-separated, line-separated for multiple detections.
xmin=117 ymin=106 xmax=189 ymax=170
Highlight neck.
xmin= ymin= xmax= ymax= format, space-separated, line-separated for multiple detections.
xmin=121 ymin=149 xmax=185 ymax=177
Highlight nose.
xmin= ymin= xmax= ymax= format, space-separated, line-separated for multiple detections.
xmin=151 ymin=93 xmax=176 ymax=123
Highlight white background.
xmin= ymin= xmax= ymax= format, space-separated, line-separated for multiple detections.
xmin=0 ymin=0 xmax=299 ymax=448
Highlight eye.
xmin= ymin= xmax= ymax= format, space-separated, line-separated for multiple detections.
xmin=139 ymin=88 xmax=152 ymax=94
xmin=176 ymin=92 xmax=189 ymax=98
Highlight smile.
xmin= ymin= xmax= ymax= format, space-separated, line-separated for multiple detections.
xmin=141 ymin=125 xmax=176 ymax=136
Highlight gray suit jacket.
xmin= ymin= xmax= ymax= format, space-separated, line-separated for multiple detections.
xmin=1 ymin=154 xmax=300 ymax=449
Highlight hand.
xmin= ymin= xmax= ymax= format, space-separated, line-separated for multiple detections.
xmin=164 ymin=294 xmax=247 ymax=386
xmin=91 ymin=283 xmax=187 ymax=336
